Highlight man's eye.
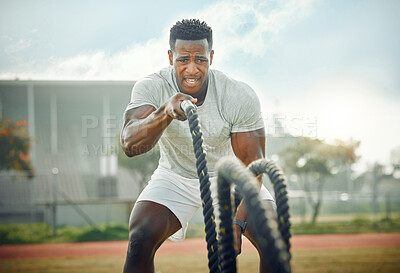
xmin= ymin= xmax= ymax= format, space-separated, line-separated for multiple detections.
xmin=178 ymin=59 xmax=188 ymax=63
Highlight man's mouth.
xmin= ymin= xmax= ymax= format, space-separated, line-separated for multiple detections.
xmin=183 ymin=77 xmax=200 ymax=87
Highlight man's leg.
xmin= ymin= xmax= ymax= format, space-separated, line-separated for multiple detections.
xmin=123 ymin=201 xmax=181 ymax=273
xmin=243 ymin=200 xmax=278 ymax=273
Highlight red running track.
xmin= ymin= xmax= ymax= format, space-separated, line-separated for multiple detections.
xmin=1 ymin=233 xmax=399 ymax=260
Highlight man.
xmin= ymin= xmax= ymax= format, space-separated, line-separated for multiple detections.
xmin=121 ymin=19 xmax=276 ymax=273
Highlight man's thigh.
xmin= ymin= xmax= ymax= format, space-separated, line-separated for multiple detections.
xmin=128 ymin=201 xmax=182 ymax=244
xmin=135 ymin=169 xmax=202 ymax=241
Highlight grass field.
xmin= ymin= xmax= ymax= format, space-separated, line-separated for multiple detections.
xmin=1 ymin=247 xmax=399 ymax=273
xmin=1 ymin=216 xmax=399 ymax=245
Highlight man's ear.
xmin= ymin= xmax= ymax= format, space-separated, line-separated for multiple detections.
xmin=168 ymin=50 xmax=174 ymax=66
xmin=209 ymin=50 xmax=214 ymax=65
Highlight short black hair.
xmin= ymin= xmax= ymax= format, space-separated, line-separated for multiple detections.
xmin=169 ymin=19 xmax=213 ymax=51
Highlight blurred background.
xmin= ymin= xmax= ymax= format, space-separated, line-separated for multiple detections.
xmin=0 ymin=0 xmax=399 ymax=234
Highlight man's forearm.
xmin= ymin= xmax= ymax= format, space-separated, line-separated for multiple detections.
xmin=121 ymin=105 xmax=172 ymax=157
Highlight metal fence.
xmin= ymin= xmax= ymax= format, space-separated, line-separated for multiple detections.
xmin=0 ymin=171 xmax=137 ymax=226
xmin=1 ymin=171 xmax=399 ymax=226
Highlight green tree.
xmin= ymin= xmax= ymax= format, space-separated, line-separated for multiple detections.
xmin=279 ymin=137 xmax=359 ymax=224
xmin=0 ymin=118 xmax=34 ymax=178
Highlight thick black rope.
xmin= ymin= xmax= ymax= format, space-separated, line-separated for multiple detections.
xmin=217 ymin=173 xmax=236 ymax=273
xmin=248 ymin=159 xmax=292 ymax=257
xmin=181 ymin=101 xmax=220 ymax=273
xmin=217 ymin=157 xmax=291 ymax=273
xmin=181 ymin=100 xmax=291 ymax=273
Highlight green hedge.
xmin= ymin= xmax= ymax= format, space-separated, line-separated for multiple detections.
xmin=0 ymin=223 xmax=128 ymax=245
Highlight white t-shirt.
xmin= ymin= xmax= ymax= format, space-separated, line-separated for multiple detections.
xmin=125 ymin=66 xmax=265 ymax=178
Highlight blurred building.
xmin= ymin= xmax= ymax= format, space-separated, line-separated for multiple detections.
xmin=1 ymin=80 xmax=399 ymax=227
xmin=0 ymin=80 xmax=141 ymax=226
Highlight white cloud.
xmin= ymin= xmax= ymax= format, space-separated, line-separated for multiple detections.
xmin=1 ymin=37 xmax=170 ymax=80
xmin=45 ymin=38 xmax=170 ymax=80
xmin=278 ymin=69 xmax=400 ymax=165
xmin=0 ymin=0 xmax=316 ymax=80
xmin=0 ymin=35 xmax=12 ymax=41
xmin=199 ymin=0 xmax=315 ymax=60
xmin=4 ymin=38 xmax=32 ymax=54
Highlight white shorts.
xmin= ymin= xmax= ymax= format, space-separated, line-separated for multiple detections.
xmin=135 ymin=167 xmax=275 ymax=242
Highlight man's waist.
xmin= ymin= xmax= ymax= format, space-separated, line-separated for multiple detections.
xmin=156 ymin=164 xmax=216 ymax=181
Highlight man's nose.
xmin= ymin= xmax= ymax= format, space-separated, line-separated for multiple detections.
xmin=186 ymin=61 xmax=199 ymax=74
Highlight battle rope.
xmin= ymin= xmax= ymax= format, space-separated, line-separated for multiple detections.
xmin=181 ymin=100 xmax=220 ymax=273
xmin=216 ymin=168 xmax=236 ymax=273
xmin=216 ymin=157 xmax=291 ymax=273
xmin=247 ymin=159 xmax=292 ymax=256
xmin=181 ymin=100 xmax=291 ymax=273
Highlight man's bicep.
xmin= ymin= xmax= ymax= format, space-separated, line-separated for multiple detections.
xmin=231 ymin=128 xmax=266 ymax=166
xmin=123 ymin=105 xmax=157 ymax=127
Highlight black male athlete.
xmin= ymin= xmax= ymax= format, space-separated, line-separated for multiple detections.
xmin=121 ymin=19 xmax=276 ymax=273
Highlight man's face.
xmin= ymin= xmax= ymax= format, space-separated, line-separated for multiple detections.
xmin=168 ymin=39 xmax=214 ymax=97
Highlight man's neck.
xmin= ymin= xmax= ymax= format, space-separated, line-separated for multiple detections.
xmin=195 ymin=89 xmax=207 ymax=106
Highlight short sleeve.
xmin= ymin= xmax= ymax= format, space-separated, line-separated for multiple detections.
xmin=228 ymin=82 xmax=265 ymax=133
xmin=125 ymin=77 xmax=160 ymax=112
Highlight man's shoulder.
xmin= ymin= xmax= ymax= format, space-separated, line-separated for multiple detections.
xmin=210 ymin=69 xmax=256 ymax=96
xmin=210 ymin=69 xmax=235 ymax=84
xmin=136 ymin=67 xmax=172 ymax=87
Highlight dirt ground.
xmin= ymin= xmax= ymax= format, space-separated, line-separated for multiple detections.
xmin=1 ymin=233 xmax=399 ymax=260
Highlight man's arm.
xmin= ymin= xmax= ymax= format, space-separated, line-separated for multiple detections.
xmin=231 ymin=128 xmax=266 ymax=168
xmin=121 ymin=93 xmax=197 ymax=157
xmin=231 ymin=127 xmax=266 ymax=253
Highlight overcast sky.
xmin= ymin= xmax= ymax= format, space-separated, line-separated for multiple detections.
xmin=1 ymin=0 xmax=399 ymax=169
